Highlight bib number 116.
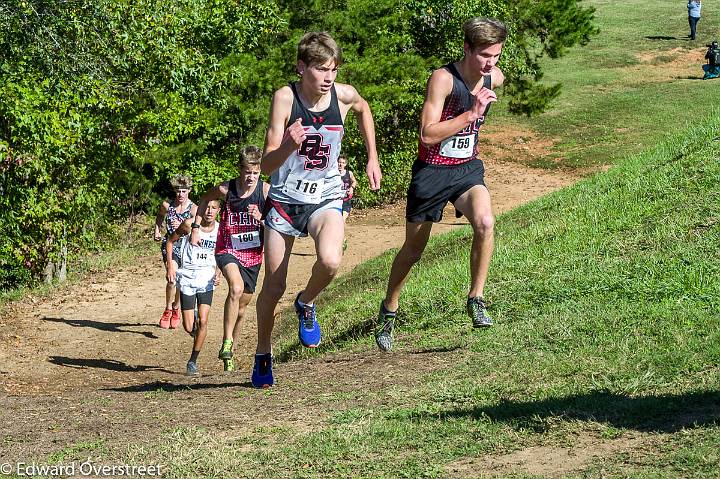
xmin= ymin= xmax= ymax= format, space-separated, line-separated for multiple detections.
xmin=295 ymin=180 xmax=317 ymax=194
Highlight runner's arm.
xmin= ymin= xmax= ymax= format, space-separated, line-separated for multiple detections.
xmin=154 ymin=201 xmax=169 ymax=241
xmin=340 ymin=84 xmax=381 ymax=190
xmin=490 ymin=67 xmax=505 ymax=90
xmin=261 ymin=87 xmax=303 ymax=175
xmin=419 ymin=69 xmax=496 ymax=146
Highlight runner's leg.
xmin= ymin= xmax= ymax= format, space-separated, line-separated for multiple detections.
xmin=233 ymin=292 xmax=254 ymax=343
xmin=300 ymin=209 xmax=345 ymax=304
xmin=453 ymin=185 xmax=494 ymax=298
xmin=193 ymin=303 xmax=211 ymax=352
xmin=255 ymin=227 xmax=295 ymax=354
xmin=220 ymin=263 xmax=245 ymax=342
xmin=383 ymin=221 xmax=433 ymax=311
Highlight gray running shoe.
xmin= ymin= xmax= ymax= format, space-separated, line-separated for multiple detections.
xmin=186 ymin=360 xmax=199 ymax=376
xmin=467 ymin=297 xmax=492 ymax=328
xmin=375 ymin=301 xmax=396 ymax=352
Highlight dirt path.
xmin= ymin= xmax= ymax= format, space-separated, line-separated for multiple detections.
xmin=0 ymin=131 xmax=581 ymax=465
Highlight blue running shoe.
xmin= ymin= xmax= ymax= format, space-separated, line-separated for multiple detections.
xmin=295 ymin=292 xmax=321 ymax=348
xmin=186 ymin=360 xmax=199 ymax=377
xmin=251 ymin=353 xmax=274 ymax=389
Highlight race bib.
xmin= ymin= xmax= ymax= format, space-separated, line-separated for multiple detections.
xmin=282 ymin=172 xmax=324 ymax=204
xmin=439 ymin=133 xmax=475 ymax=158
xmin=192 ymin=249 xmax=214 ymax=266
xmin=231 ymin=230 xmax=261 ymax=250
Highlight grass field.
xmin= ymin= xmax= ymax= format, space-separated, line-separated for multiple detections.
xmin=491 ymin=0 xmax=720 ymax=168
xmin=6 ymin=1 xmax=720 ymax=478
xmin=114 ymin=102 xmax=720 ymax=479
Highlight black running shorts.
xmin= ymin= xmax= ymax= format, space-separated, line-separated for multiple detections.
xmin=180 ymin=290 xmax=214 ymax=310
xmin=215 ymin=253 xmax=261 ymax=293
xmin=405 ymin=159 xmax=486 ymax=223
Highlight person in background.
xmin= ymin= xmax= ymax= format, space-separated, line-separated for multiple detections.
xmin=703 ymin=40 xmax=720 ymax=79
xmin=154 ymin=174 xmax=197 ymax=329
xmin=688 ymin=0 xmax=702 ymax=41
xmin=165 ymin=201 xmax=221 ymax=376
xmin=191 ymin=146 xmax=268 ymax=373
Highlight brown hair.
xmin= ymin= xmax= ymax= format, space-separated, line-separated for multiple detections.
xmin=297 ymin=32 xmax=343 ymax=67
xmin=170 ymin=174 xmax=193 ymax=190
xmin=238 ymin=145 xmax=262 ymax=169
xmin=463 ymin=17 xmax=507 ymax=49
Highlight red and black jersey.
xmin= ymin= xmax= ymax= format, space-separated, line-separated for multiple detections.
xmin=418 ymin=64 xmax=492 ymax=166
xmin=215 ymin=180 xmax=265 ymax=267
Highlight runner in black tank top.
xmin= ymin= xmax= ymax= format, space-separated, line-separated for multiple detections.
xmin=253 ymin=32 xmax=382 ymax=389
xmin=378 ymin=17 xmax=508 ymax=352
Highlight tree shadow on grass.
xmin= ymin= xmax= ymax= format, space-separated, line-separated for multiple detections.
xmin=414 ymin=390 xmax=720 ymax=433
xmin=104 ymin=379 xmax=253 ymax=393
xmin=645 ymin=35 xmax=680 ymax=40
xmin=42 ymin=316 xmax=159 ymax=339
xmin=48 ymin=355 xmax=175 ymax=374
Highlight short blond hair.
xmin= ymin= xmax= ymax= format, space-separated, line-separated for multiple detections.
xmin=170 ymin=174 xmax=193 ymax=190
xmin=298 ymin=32 xmax=343 ymax=67
xmin=238 ymin=145 xmax=262 ymax=169
xmin=463 ymin=17 xmax=507 ymax=49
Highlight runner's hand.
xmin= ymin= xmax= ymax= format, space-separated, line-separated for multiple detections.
xmin=248 ymin=204 xmax=261 ymax=221
xmin=190 ymin=227 xmax=200 ymax=246
xmin=366 ymin=160 xmax=382 ymax=190
xmin=214 ymin=271 xmax=221 ymax=287
xmin=166 ymin=265 xmax=176 ymax=284
xmin=170 ymin=217 xmax=181 ymax=230
xmin=468 ymin=87 xmax=497 ymax=123
xmin=283 ymin=118 xmax=306 ymax=148
xmin=153 ymin=229 xmax=162 ymax=242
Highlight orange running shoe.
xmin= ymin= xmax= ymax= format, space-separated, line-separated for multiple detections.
xmin=169 ymin=308 xmax=181 ymax=329
xmin=159 ymin=309 xmax=172 ymax=329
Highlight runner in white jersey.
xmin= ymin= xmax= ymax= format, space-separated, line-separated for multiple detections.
xmin=166 ymin=199 xmax=221 ymax=376
xmin=252 ymin=31 xmax=382 ymax=388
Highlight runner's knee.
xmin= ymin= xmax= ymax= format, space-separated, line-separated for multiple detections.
xmin=228 ymin=282 xmax=245 ymax=299
xmin=318 ymin=253 xmax=342 ymax=276
xmin=400 ymin=243 xmax=425 ymax=265
xmin=471 ymin=213 xmax=495 ymax=236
